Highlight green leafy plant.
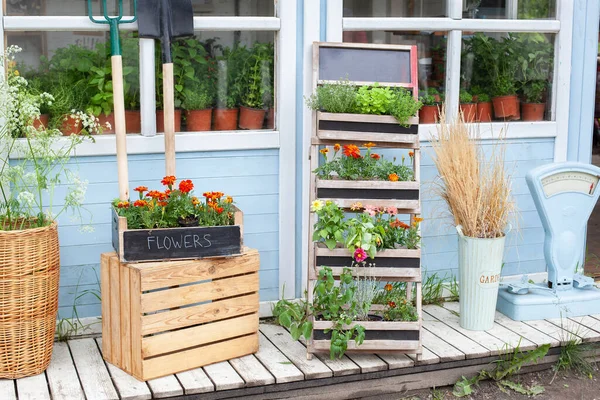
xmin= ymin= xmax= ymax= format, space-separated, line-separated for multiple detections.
xmin=459 ymin=89 xmax=473 ymax=104
xmin=553 ymin=325 xmax=595 ymax=380
xmin=388 ymin=89 xmax=422 ymax=127
xmin=215 ymin=45 xmax=250 ymax=109
xmin=182 ymin=81 xmax=213 ymax=110
xmin=372 ymin=282 xmax=419 ymax=322
xmin=86 ymin=66 xmax=114 ymax=117
xmin=311 ymin=199 xmax=347 ymax=249
xmin=419 ymin=93 xmax=437 ymax=106
xmin=355 ymin=84 xmax=395 ymax=115
xmin=305 ymin=78 xmax=357 ymax=113
xmin=240 ymin=42 xmax=274 ymax=109
xmin=477 ymin=93 xmax=491 ymax=103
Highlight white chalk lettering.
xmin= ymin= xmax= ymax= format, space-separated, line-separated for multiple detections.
xmin=147 ymin=236 xmax=156 ymax=250
xmin=193 ymin=234 xmax=202 ymax=248
xmin=184 ymin=235 xmax=192 ymax=248
xmin=203 ymin=234 xmax=212 ymax=247
xmin=163 ymin=236 xmax=172 ymax=250
xmin=172 ymin=235 xmax=182 ymax=249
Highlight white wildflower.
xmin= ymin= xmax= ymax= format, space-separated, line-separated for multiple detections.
xmin=17 ymin=191 xmax=35 ymax=206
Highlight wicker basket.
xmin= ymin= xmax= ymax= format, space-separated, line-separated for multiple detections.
xmin=0 ymin=221 xmax=60 ymax=378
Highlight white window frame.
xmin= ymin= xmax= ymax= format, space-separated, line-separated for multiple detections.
xmin=2 ymin=1 xmax=298 ymax=300
xmin=326 ymin=0 xmax=572 ymax=162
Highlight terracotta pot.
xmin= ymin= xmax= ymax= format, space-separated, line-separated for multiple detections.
xmin=32 ymin=114 xmax=49 ymax=130
xmin=97 ymin=113 xmax=115 ymax=134
xmin=419 ymin=105 xmax=440 ymax=124
xmin=510 ymin=99 xmax=521 ymax=121
xmin=266 ymin=108 xmax=275 ymax=129
xmin=156 ymin=110 xmax=182 ymax=133
xmin=459 ymin=103 xmax=477 ymax=123
xmin=60 ymin=115 xmax=82 ymax=136
xmin=125 ymin=110 xmax=141 ymax=134
xmin=213 ymin=108 xmax=239 ymax=131
xmin=185 ymin=109 xmax=213 ymax=132
xmin=477 ymin=102 xmax=493 ymax=122
xmin=492 ymin=95 xmax=519 ymax=119
xmin=521 ymin=103 xmax=546 ymax=121
xmin=239 ymin=106 xmax=266 ymax=130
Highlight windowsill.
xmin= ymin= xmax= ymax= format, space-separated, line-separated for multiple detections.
xmin=9 ymin=130 xmax=280 ymax=159
xmin=418 ymin=120 xmax=557 ymax=141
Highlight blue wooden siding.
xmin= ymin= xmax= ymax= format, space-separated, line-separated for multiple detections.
xmin=53 ymin=149 xmax=279 ymax=319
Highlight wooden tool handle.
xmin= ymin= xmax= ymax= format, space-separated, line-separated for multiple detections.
xmin=163 ymin=63 xmax=176 ymax=177
xmin=111 ymin=55 xmax=129 ymax=201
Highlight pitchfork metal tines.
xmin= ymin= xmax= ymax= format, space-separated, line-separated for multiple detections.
xmin=87 ymin=0 xmax=138 ymax=56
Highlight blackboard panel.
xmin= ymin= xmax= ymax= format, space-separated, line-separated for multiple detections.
xmin=319 ymin=120 xmax=418 ymax=134
xmin=316 ymin=256 xmax=420 ymax=269
xmin=317 ymin=188 xmax=420 ymax=200
xmin=314 ymin=328 xmax=419 ymax=341
xmin=319 ymin=47 xmax=411 ymax=84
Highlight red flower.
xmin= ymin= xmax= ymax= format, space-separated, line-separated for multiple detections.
xmin=179 ymin=179 xmax=194 ymax=193
xmin=384 ymin=283 xmax=393 ymax=292
xmin=354 ymin=248 xmax=367 ymax=263
xmin=343 ymin=144 xmax=361 ymax=159
xmin=216 ymin=207 xmax=224 ymax=214
xmin=388 ymin=301 xmax=396 ymax=309
xmin=146 ymin=190 xmax=163 ymax=199
xmin=134 ymin=186 xmax=148 ymax=193
xmin=158 ymin=201 xmax=168 ymax=207
xmin=133 ymin=200 xmax=148 ymax=207
xmin=164 ymin=189 xmax=171 ymax=198
xmin=161 ymin=175 xmax=176 ymax=187
xmin=371 ymin=153 xmax=381 ymax=160
xmin=117 ymin=201 xmax=129 ymax=209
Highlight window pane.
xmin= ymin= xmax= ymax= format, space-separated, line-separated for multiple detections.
xmin=8 ymin=31 xmax=140 ymax=134
xmin=155 ymin=31 xmax=275 ymax=132
xmin=461 ymin=32 xmax=555 ymax=121
xmin=344 ymin=0 xmax=447 ymax=18
xmin=464 ymin=0 xmax=556 ymax=19
xmin=6 ymin=0 xmax=274 ymax=17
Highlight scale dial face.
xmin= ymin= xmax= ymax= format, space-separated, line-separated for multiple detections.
xmin=541 ymin=171 xmax=600 ymax=198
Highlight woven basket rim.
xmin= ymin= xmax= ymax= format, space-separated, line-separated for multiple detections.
xmin=0 ymin=219 xmax=58 ymax=235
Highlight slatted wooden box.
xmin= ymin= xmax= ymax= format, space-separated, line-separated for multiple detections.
xmin=100 ymin=248 xmax=260 ymax=381
xmin=316 ymin=179 xmax=419 ymax=209
xmin=317 ymin=112 xmax=419 ymax=144
xmin=111 ymin=206 xmax=243 ymax=263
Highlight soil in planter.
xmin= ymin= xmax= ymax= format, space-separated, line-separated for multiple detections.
xmin=178 ymin=216 xmax=200 ymax=227
xmin=492 ymin=95 xmax=519 ymax=119
xmin=522 ymin=102 xmax=545 ymax=121
xmin=125 ymin=110 xmax=141 ymax=134
xmin=156 ymin=110 xmax=182 ymax=133
xmin=419 ymin=105 xmax=439 ymax=124
xmin=61 ymin=115 xmax=82 ymax=136
xmin=214 ymin=108 xmax=239 ymax=131
xmin=460 ymin=103 xmax=477 ymax=123
xmin=185 ymin=109 xmax=213 ymax=131
xmin=97 ymin=113 xmax=115 ymax=134
xmin=239 ymin=106 xmax=266 ymax=130
xmin=477 ymin=102 xmax=493 ymax=122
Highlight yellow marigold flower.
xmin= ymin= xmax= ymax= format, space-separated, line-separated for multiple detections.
xmin=320 ymin=148 xmax=328 ymax=155
xmin=363 ymin=142 xmax=376 ymax=148
xmin=388 ymin=173 xmax=399 ymax=182
xmin=311 ymin=199 xmax=324 ymax=212
xmin=414 ymin=217 xmax=424 ymax=223
xmin=334 ymin=143 xmax=341 ymax=152
xmin=225 ymin=195 xmax=234 ymax=203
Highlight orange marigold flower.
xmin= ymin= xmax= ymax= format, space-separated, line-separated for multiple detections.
xmin=390 ymin=219 xmax=410 ymax=229
xmin=370 ymin=153 xmax=381 ymax=160
xmin=225 ymin=195 xmax=234 ymax=204
xmin=363 ymin=142 xmax=376 ymax=148
xmin=384 ymin=283 xmax=393 ymax=292
xmin=214 ymin=191 xmax=224 ymax=199
xmin=334 ymin=143 xmax=341 ymax=152
xmin=387 ymin=301 xmax=396 ymax=309
xmin=164 ymin=189 xmax=171 ymax=197
xmin=158 ymin=201 xmax=168 ymax=207
xmin=133 ymin=199 xmax=148 ymax=207
xmin=216 ymin=206 xmax=224 ymax=214
xmin=388 ymin=173 xmax=399 ymax=182
xmin=408 ymin=151 xmax=415 ymax=158
xmin=179 ymin=179 xmax=194 ymax=193
xmin=117 ymin=201 xmax=129 ymax=209
xmin=414 ymin=217 xmax=424 ymax=223
xmin=320 ymin=148 xmax=328 ymax=155
xmin=161 ymin=175 xmax=176 ymax=187
xmin=134 ymin=186 xmax=148 ymax=193
xmin=192 ymin=196 xmax=200 ymax=206
xmin=343 ymin=144 xmax=361 ymax=159
xmin=146 ymin=190 xmax=163 ymax=199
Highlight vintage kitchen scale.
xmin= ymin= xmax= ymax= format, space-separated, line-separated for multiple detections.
xmin=496 ymin=162 xmax=600 ymax=320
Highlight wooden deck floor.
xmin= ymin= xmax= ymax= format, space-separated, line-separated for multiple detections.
xmin=2 ymin=302 xmax=600 ymax=400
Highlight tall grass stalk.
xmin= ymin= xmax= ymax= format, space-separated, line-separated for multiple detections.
xmin=429 ymin=108 xmax=514 ymax=238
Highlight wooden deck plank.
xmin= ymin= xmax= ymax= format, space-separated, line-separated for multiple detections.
xmin=377 ymin=353 xmax=416 ymax=369
xmin=260 ymin=324 xmax=332 ymax=379
xmin=494 ymin=311 xmax=559 ymax=347
xmin=230 ymin=355 xmax=276 ymax=387
xmin=68 ymin=338 xmax=119 ymax=400
xmin=203 ymin=362 xmax=246 ymax=391
xmin=255 ymin=332 xmax=304 ymax=383
xmin=417 ymin=328 xmax=465 ymax=362
xmin=344 ymin=354 xmax=388 ymax=373
xmin=424 ymin=305 xmax=507 ymax=355
xmin=16 ymin=373 xmax=50 ymax=400
xmin=522 ymin=319 xmax=583 ymax=345
xmin=97 ymin=339 xmax=151 ymax=400
xmin=546 ymin=318 xmax=600 ymax=343
xmin=442 ymin=302 xmax=537 ymax=352
xmin=423 ymin=320 xmax=489 ymax=358
xmin=0 ymin=380 xmax=16 ymax=400
xmin=46 ymin=342 xmax=85 ymax=400
xmin=314 ymin=354 xmax=360 ymax=377
xmin=146 ymin=375 xmax=184 ymax=398
xmin=176 ymin=368 xmax=215 ymax=395
xmin=405 ymin=347 xmax=440 ymax=366
xmin=568 ymin=316 xmax=600 ymax=335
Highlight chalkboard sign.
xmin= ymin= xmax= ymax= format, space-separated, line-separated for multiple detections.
xmin=315 ymin=42 xmax=418 ymax=93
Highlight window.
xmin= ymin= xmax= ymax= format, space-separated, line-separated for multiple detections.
xmin=343 ymin=1 xmax=448 ymax=18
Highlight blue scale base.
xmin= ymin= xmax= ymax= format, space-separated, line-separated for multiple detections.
xmin=496 ymin=284 xmax=600 ymax=321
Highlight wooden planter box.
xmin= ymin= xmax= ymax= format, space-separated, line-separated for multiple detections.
xmin=311 ymin=320 xmax=421 ymax=353
xmin=313 ymin=244 xmax=421 ymax=280
xmin=111 ymin=206 xmax=243 ymax=263
xmin=316 ymin=178 xmax=419 ymax=209
xmin=100 ymin=248 xmax=260 ymax=381
xmin=317 ymin=112 xmax=419 ymax=144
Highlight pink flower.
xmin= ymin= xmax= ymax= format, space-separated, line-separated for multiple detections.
xmin=354 ymin=248 xmax=367 ymax=263
xmin=386 ymin=206 xmax=398 ymax=216
xmin=364 ymin=205 xmax=377 ymax=217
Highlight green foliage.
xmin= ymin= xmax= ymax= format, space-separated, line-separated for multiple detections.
xmin=355 ymin=84 xmax=395 ymax=115
xmin=86 ymin=66 xmax=114 ymax=116
xmin=498 ymin=380 xmax=545 ymax=396
xmin=419 ymin=94 xmax=437 ymax=106
xmin=514 ymin=34 xmax=553 ymax=103
xmin=388 ymin=89 xmax=422 ymax=127
xmin=240 ymin=42 xmax=274 ymax=109
xmin=305 ymin=78 xmax=357 ymax=113
xmin=182 ymin=81 xmax=213 ymax=110
xmin=216 ymin=45 xmax=251 ymax=109
xmin=311 ymin=199 xmax=346 ymax=250
xmin=518 ymin=0 xmax=552 ymax=19
xmin=459 ymin=89 xmax=473 ymax=104
xmin=554 ymin=337 xmax=595 ymax=378
xmin=422 ymin=272 xmax=446 ymax=306
xmin=477 ymin=93 xmax=491 ymax=103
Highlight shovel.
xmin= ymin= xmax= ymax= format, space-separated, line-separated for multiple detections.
xmin=137 ymin=0 xmax=194 ymax=176
xmin=88 ymin=0 xmax=137 ymax=201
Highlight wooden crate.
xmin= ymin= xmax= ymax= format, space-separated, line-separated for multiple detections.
xmin=100 ymin=248 xmax=260 ymax=381
xmin=317 ymin=112 xmax=419 ymax=144
xmin=111 ymin=205 xmax=243 ymax=263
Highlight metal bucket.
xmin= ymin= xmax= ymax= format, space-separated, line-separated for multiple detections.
xmin=457 ymin=225 xmax=507 ymax=331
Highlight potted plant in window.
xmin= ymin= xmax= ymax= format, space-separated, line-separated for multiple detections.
xmin=521 ymin=80 xmax=547 ymax=121
xmin=459 ymin=89 xmax=476 ymax=122
xmin=476 ymin=93 xmax=493 ymax=122
xmin=183 ymin=81 xmax=214 ymax=131
xmin=86 ymin=65 xmax=115 ymax=134
xmin=213 ymin=46 xmax=248 ymax=131
xmin=0 ymin=46 xmax=93 ymax=378
xmin=238 ymin=43 xmax=272 ymax=130
xmin=122 ymin=33 xmax=141 ymax=133
xmin=419 ymin=92 xmax=440 ymax=124
xmin=491 ymin=37 xmax=520 ymax=120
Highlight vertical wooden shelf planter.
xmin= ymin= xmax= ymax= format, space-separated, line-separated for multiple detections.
xmin=100 ymin=248 xmax=260 ymax=381
xmin=306 ymin=42 xmax=424 ymax=358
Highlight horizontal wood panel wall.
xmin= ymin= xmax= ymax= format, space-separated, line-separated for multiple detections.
xmin=26 ymin=149 xmax=281 ymax=318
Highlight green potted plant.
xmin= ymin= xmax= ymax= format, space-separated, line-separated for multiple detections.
xmin=122 ymin=32 xmax=141 ymax=133
xmin=238 ymin=43 xmax=273 ymax=130
xmin=515 ymin=34 xmax=553 ymax=121
xmin=86 ymin=65 xmax=115 ymax=134
xmin=213 ymin=45 xmax=249 ymax=131
xmin=183 ymin=81 xmax=214 ymax=131
xmin=459 ymin=89 xmax=476 ymax=123
xmin=490 ymin=36 xmax=520 ymax=119
xmin=521 ymin=80 xmax=547 ymax=121
xmin=476 ymin=93 xmax=493 ymax=122
xmin=419 ymin=91 xmax=440 ymax=124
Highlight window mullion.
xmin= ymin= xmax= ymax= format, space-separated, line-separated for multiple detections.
xmin=448 ymin=0 xmax=463 ymax=19
xmin=445 ymin=30 xmax=462 ymax=122
xmin=139 ymin=39 xmax=156 ymax=137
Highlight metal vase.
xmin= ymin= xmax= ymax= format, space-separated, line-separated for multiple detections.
xmin=457 ymin=225 xmax=507 ymax=331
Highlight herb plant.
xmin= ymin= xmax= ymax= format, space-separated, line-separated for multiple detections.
xmin=355 ymin=84 xmax=395 ymax=115
xmin=459 ymin=89 xmax=473 ymax=104
xmin=477 ymin=93 xmax=490 ymax=102
xmin=389 ymin=88 xmax=422 ymax=126
xmin=86 ymin=66 xmax=114 ymax=117
xmin=419 ymin=93 xmax=437 ymax=106
xmin=240 ymin=42 xmax=274 ymax=109
xmin=305 ymin=78 xmax=357 ymax=114
xmin=216 ymin=45 xmax=250 ymax=109
xmin=183 ymin=81 xmax=213 ymax=110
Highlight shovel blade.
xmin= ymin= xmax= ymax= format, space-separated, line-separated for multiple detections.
xmin=170 ymin=0 xmax=194 ymax=38
xmin=137 ymin=0 xmax=193 ymax=39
